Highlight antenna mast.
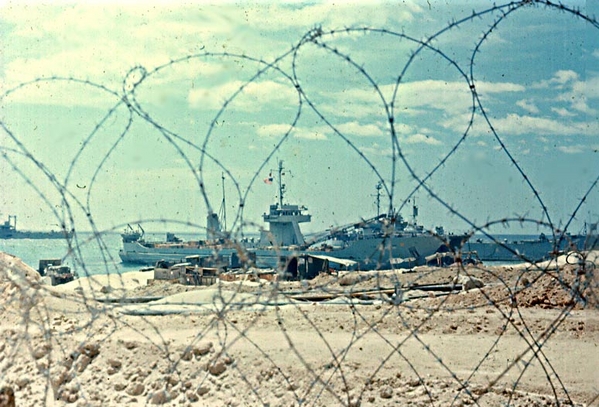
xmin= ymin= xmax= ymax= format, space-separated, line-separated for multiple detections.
xmin=374 ymin=182 xmax=382 ymax=217
xmin=218 ymin=172 xmax=227 ymax=231
xmin=277 ymin=160 xmax=285 ymax=207
xmin=412 ymin=197 xmax=419 ymax=226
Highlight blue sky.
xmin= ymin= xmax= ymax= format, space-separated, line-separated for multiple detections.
xmin=0 ymin=0 xmax=597 ymax=238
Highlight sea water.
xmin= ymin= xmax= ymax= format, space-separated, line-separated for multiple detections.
xmin=0 ymin=232 xmax=141 ymax=277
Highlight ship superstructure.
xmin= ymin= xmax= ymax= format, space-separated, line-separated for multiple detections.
xmin=259 ymin=160 xmax=311 ymax=247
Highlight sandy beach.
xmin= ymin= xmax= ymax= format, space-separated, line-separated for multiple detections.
xmin=1 ymin=250 xmax=597 ymax=406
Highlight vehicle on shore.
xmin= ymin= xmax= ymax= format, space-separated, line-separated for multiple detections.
xmin=38 ymin=259 xmax=77 ymax=286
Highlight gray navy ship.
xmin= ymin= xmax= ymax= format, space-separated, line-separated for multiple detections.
xmin=0 ymin=215 xmax=73 ymax=239
xmin=463 ymin=224 xmax=598 ymax=262
xmin=119 ymin=161 xmax=461 ymax=270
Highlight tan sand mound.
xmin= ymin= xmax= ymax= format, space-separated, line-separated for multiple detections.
xmin=0 ymin=252 xmax=597 ymax=406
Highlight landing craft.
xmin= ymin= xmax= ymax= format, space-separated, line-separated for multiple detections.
xmin=118 ymin=161 xmax=459 ymax=270
xmin=463 ymin=223 xmax=599 ymax=262
xmin=0 ymin=215 xmax=73 ymax=239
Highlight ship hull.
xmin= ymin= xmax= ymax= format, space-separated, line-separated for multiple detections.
xmin=118 ymin=241 xmax=237 ymax=265
xmin=0 ymin=231 xmax=72 ymax=239
xmin=119 ymin=233 xmax=448 ymax=270
xmin=253 ymin=235 xmax=446 ymax=270
xmin=464 ymin=234 xmax=598 ymax=262
xmin=0 ymin=215 xmax=72 ymax=239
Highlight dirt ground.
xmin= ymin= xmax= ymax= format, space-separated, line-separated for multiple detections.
xmin=0 ymin=251 xmax=597 ymax=406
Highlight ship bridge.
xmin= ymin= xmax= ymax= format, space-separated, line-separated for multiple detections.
xmin=260 ymin=203 xmax=311 ymax=247
xmin=263 ymin=204 xmax=311 ymax=223
xmin=259 ymin=160 xmax=312 ymax=247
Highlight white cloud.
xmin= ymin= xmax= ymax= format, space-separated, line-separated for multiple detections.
xmin=551 ymin=70 xmax=579 ymax=86
xmin=393 ymin=122 xmax=416 ymax=135
xmin=491 ymin=113 xmax=599 ymax=137
xmin=403 ymin=133 xmax=442 ymax=146
xmin=557 ymin=145 xmax=585 ymax=154
xmin=572 ymin=76 xmax=599 ymax=99
xmin=516 ymin=99 xmax=540 ymax=114
xmin=551 ymin=107 xmax=576 ymax=117
xmin=440 ymin=112 xmax=471 ymax=129
xmin=391 ymin=80 xmax=470 ymax=114
xmin=475 ymin=81 xmax=525 ymax=94
xmin=1 ymin=2 xmax=425 ymax=92
xmin=308 ymin=81 xmax=467 ymax=123
xmin=241 ymin=2 xmax=423 ymax=32
xmin=527 ymin=71 xmax=599 ymax=117
xmin=0 ymin=78 xmax=121 ymax=109
xmin=3 ymin=53 xmax=235 ymax=109
xmin=3 ymin=5 xmax=235 ymax=45
xmin=256 ymin=124 xmax=294 ymax=139
xmin=293 ymin=130 xmax=328 ymax=141
xmin=259 ymin=120 xmax=386 ymax=141
xmin=566 ymin=77 xmax=599 ymax=114
xmin=1 ymin=5 xmax=228 ymax=89
xmin=318 ymin=102 xmax=386 ymax=120
xmin=255 ymin=122 xmax=330 ymax=141
xmin=188 ymin=79 xmax=298 ymax=111
xmin=557 ymin=91 xmax=595 ymax=115
xmin=315 ymin=79 xmax=524 ymax=134
xmin=537 ymin=136 xmax=549 ymax=143
xmin=390 ymin=80 xmax=524 ymax=116
xmin=533 ymin=70 xmax=579 ymax=89
xmin=359 ymin=143 xmax=393 ymax=157
xmin=529 ymin=70 xmax=598 ymax=115
xmin=336 ymin=121 xmax=383 ymax=137
xmin=147 ymin=59 xmax=226 ymax=85
xmin=492 ymin=114 xmax=569 ymax=136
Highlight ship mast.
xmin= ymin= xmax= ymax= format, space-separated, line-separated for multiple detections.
xmin=277 ymin=160 xmax=285 ymax=207
xmin=374 ymin=182 xmax=382 ymax=217
xmin=218 ymin=172 xmax=227 ymax=231
xmin=412 ymin=197 xmax=418 ymax=226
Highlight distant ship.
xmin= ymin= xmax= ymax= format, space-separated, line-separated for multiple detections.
xmin=118 ymin=161 xmax=463 ymax=270
xmin=0 ymin=215 xmax=73 ymax=239
xmin=463 ymin=224 xmax=598 ymax=262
